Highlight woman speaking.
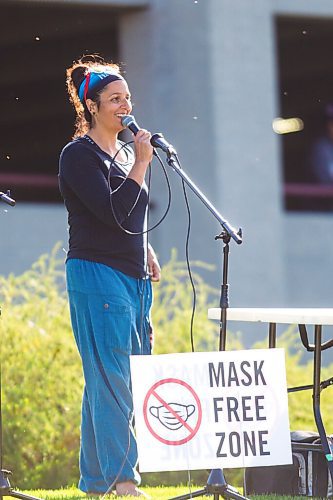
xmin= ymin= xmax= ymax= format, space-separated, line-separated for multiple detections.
xmin=59 ymin=54 xmax=160 ymax=497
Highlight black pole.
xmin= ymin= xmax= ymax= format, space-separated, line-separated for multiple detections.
xmin=163 ymin=154 xmax=247 ymax=500
xmin=169 ymin=232 xmax=247 ymax=500
xmin=312 ymin=326 xmax=333 ymax=482
xmin=217 ymin=233 xmax=231 ymax=352
xmin=0 ymin=196 xmax=42 ymax=500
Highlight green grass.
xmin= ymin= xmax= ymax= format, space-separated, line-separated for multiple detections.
xmin=17 ymin=486 xmax=310 ymax=500
xmin=18 ymin=486 xmax=196 ymax=499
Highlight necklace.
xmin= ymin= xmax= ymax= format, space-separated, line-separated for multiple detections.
xmin=82 ymin=134 xmax=117 ymax=155
xmin=82 ymin=134 xmax=131 ymax=166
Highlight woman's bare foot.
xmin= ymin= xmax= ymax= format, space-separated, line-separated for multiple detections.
xmin=115 ymin=481 xmax=150 ymax=497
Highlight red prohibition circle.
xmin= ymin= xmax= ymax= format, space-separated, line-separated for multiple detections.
xmin=143 ymin=378 xmax=202 ymax=446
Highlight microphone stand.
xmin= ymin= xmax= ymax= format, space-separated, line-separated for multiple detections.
xmin=158 ymin=153 xmax=247 ymax=500
xmin=0 ymin=189 xmax=42 ymax=500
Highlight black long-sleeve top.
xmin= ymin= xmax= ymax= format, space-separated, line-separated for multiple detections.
xmin=58 ymin=136 xmax=148 ymax=278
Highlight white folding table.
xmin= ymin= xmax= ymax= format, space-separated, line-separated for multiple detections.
xmin=208 ymin=307 xmax=333 ymax=481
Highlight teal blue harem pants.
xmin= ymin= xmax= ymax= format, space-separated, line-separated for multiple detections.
xmin=66 ymin=259 xmax=152 ymax=493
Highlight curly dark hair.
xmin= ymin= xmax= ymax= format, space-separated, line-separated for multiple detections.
xmin=66 ymin=54 xmax=122 ymax=138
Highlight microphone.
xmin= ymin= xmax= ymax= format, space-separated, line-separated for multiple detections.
xmin=121 ymin=115 xmax=176 ymax=156
xmin=121 ymin=114 xmax=140 ymax=136
xmin=0 ymin=191 xmax=16 ymax=206
xmin=150 ymin=133 xmax=177 ymax=156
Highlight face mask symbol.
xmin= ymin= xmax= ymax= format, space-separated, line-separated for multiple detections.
xmin=149 ymin=402 xmax=196 ymax=430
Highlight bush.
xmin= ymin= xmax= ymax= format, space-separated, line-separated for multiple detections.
xmin=152 ymin=248 xmax=243 ymax=354
xmin=254 ymin=326 xmax=333 ymax=434
xmin=0 ymin=245 xmax=332 ymax=489
xmin=0 ymin=245 xmax=82 ymax=488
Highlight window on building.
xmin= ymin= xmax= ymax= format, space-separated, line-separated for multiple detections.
xmin=0 ymin=1 xmax=120 ymax=203
xmin=276 ymin=15 xmax=333 ymax=211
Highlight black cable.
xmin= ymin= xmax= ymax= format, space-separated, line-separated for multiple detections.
xmin=103 ymin=141 xmax=196 ymax=492
xmin=173 ymin=152 xmax=196 ymax=500
xmin=139 ymin=164 xmax=152 ymax=354
xmin=106 ymin=140 xmax=198 ymax=493
xmin=103 ymin=410 xmax=134 ymax=497
xmin=107 ymin=141 xmax=172 ymax=236
xmin=106 ymin=139 xmax=156 ymax=352
xmin=174 ymin=154 xmax=197 ymax=353
xmin=103 ymin=154 xmax=153 ymax=495
xmin=181 ymin=180 xmax=196 ymax=353
xmin=88 ymin=322 xmax=132 ymax=496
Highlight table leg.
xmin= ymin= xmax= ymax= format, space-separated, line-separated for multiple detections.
xmin=313 ymin=325 xmax=333 ymax=481
xmin=268 ymin=323 xmax=276 ymax=348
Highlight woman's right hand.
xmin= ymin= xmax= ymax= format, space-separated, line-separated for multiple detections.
xmin=133 ymin=129 xmax=154 ymax=164
xmin=128 ymin=129 xmax=154 ymax=186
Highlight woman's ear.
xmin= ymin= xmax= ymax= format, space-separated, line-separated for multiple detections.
xmin=86 ymin=98 xmax=96 ymax=115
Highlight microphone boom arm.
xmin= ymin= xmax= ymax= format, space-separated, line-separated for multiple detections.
xmin=120 ymin=114 xmax=241 ymax=244
xmin=165 ymin=154 xmax=242 ymax=244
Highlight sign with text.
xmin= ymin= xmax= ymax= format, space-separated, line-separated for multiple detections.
xmin=130 ymin=349 xmax=292 ymax=472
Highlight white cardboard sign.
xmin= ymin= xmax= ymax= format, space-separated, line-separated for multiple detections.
xmin=130 ymin=349 xmax=292 ymax=472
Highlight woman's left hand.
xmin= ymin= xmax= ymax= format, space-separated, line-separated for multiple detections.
xmin=147 ymin=245 xmax=161 ymax=282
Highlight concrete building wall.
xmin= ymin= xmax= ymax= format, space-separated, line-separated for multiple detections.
xmin=1 ymin=202 xmax=68 ymax=275
xmin=273 ymin=0 xmax=333 ymax=308
xmin=119 ymin=0 xmax=221 ymax=281
xmin=208 ymin=0 xmax=286 ymax=307
xmin=2 ymin=0 xmax=333 ymax=323
xmin=120 ymin=0 xmax=333 ymax=312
